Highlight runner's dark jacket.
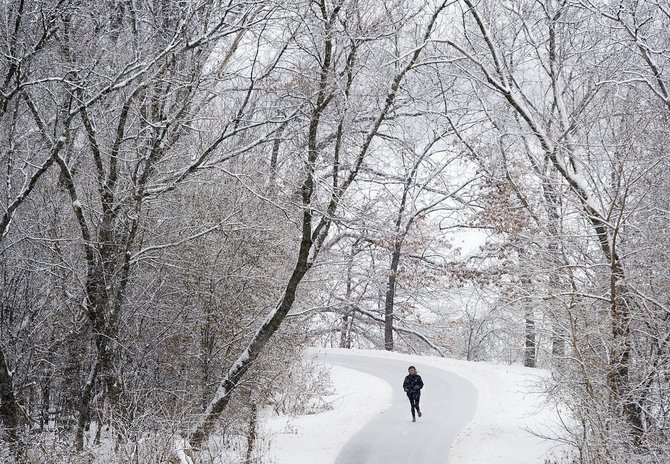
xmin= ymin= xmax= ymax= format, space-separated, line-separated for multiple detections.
xmin=403 ymin=373 xmax=424 ymax=399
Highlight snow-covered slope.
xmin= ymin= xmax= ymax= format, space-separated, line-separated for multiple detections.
xmin=263 ymin=348 xmax=567 ymax=463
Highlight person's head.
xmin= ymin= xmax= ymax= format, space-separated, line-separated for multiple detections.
xmin=408 ymin=366 xmax=416 ymax=375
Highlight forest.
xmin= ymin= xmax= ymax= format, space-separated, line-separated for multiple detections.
xmin=1 ymin=0 xmax=669 ymax=462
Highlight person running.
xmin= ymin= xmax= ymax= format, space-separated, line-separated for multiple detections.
xmin=403 ymin=365 xmax=424 ymax=422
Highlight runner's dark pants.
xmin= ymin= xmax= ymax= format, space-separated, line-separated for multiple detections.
xmin=408 ymin=393 xmax=421 ymax=418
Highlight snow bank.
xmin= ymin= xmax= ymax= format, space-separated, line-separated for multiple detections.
xmin=262 ymin=360 xmax=393 ymax=464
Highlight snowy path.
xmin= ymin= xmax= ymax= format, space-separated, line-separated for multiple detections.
xmin=318 ymin=352 xmax=478 ymax=464
xmin=265 ymin=349 xmax=564 ymax=464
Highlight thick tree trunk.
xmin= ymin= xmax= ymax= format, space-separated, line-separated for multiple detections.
xmin=0 ymin=348 xmax=20 ymax=443
xmin=608 ymin=262 xmax=643 ymax=442
xmin=74 ymin=269 xmax=119 ymax=451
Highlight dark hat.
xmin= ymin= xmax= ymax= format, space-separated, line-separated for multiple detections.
xmin=408 ymin=365 xmax=416 ymax=370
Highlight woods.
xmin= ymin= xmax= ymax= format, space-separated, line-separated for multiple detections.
xmin=1 ymin=0 xmax=669 ymax=463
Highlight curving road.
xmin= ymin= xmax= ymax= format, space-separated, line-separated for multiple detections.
xmin=316 ymin=352 xmax=478 ymax=464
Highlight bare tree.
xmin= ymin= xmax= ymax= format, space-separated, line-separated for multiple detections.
xmin=187 ymin=0 xmax=455 ymax=452
xmin=431 ymin=0 xmax=670 ymax=459
xmin=1 ymin=0 xmax=287 ymax=456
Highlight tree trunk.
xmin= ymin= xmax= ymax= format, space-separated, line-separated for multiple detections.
xmin=608 ymin=261 xmax=643 ymax=443
xmin=244 ymin=402 xmax=258 ymax=464
xmin=75 ymin=355 xmax=99 ymax=452
xmin=0 ymin=348 xmax=20 ymax=443
xmin=524 ymin=310 xmax=536 ymax=368
xmin=384 ymin=246 xmax=402 ymax=351
xmin=188 ymin=227 xmax=314 ymax=448
xmin=339 ymin=313 xmax=352 ymax=349
xmin=340 ymin=250 xmax=355 ymax=349
xmin=543 ymin=173 xmax=566 ymax=359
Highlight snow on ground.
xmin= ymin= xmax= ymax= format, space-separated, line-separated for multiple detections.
xmin=263 ymin=348 xmax=568 ymax=464
xmin=262 ymin=357 xmax=392 ymax=464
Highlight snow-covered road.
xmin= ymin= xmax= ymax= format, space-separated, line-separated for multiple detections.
xmin=320 ymin=352 xmax=477 ymax=464
xmin=263 ymin=349 xmax=566 ymax=464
